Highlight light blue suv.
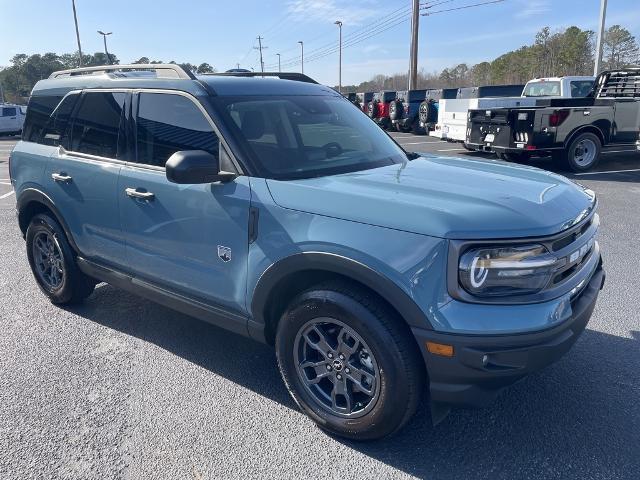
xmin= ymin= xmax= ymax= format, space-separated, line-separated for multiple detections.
xmin=10 ymin=65 xmax=605 ymax=440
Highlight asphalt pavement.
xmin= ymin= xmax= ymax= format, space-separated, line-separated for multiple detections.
xmin=1 ymin=135 xmax=639 ymax=480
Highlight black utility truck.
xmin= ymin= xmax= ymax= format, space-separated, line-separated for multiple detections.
xmin=465 ymin=68 xmax=640 ymax=171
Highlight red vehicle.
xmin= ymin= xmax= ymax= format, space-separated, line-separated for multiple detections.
xmin=367 ymin=91 xmax=396 ymax=129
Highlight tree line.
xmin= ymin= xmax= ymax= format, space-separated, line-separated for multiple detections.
xmin=342 ymin=24 xmax=639 ymax=93
xmin=0 ymin=52 xmax=216 ymax=103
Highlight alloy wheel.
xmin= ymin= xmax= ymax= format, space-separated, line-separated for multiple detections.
xmin=32 ymin=231 xmax=65 ymax=290
xmin=294 ymin=318 xmax=381 ymax=418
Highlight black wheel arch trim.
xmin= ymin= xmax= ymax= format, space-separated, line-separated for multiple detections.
xmin=250 ymin=252 xmax=434 ymax=341
xmin=17 ymin=188 xmax=81 ymax=254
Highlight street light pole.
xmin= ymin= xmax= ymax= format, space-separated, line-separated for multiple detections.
xmin=334 ymin=21 xmax=342 ymax=93
xmin=594 ymin=0 xmax=608 ymax=75
xmin=298 ymin=41 xmax=304 ymax=74
xmin=97 ymin=30 xmax=113 ymax=64
xmin=277 ymin=53 xmax=281 ymax=72
xmin=71 ymin=0 xmax=83 ymax=67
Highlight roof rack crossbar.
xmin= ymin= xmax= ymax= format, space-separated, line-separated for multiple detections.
xmin=49 ymin=64 xmax=196 ymax=80
xmin=203 ymin=71 xmax=318 ymax=84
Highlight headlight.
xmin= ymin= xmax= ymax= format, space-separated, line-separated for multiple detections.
xmin=459 ymin=244 xmax=558 ymax=297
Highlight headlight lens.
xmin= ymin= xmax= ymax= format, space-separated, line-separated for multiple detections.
xmin=459 ymin=244 xmax=558 ymax=297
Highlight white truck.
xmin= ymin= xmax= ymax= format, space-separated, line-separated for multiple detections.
xmin=430 ymin=76 xmax=596 ymax=143
xmin=0 ymin=103 xmax=27 ymax=136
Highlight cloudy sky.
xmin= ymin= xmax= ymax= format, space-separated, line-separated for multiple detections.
xmin=1 ymin=0 xmax=639 ymax=85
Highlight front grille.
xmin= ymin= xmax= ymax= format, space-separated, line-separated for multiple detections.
xmin=543 ymin=211 xmax=598 ymax=290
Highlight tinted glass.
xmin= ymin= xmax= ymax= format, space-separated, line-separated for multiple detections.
xmin=217 ymin=95 xmax=406 ymax=180
xmin=136 ymin=93 xmax=219 ymax=167
xmin=570 ymin=80 xmax=594 ymax=98
xmin=23 ymin=95 xmax=63 ymax=143
xmin=2 ymin=107 xmax=17 ymax=117
xmin=42 ymin=94 xmax=79 ymax=147
xmin=70 ymin=92 xmax=125 ymax=158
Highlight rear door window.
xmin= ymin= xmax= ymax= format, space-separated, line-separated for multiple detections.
xmin=70 ymin=92 xmax=126 ymax=158
xmin=135 ymin=93 xmax=219 ymax=167
xmin=2 ymin=107 xmax=17 ymax=117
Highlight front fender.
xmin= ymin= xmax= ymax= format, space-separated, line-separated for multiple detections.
xmin=246 ymin=178 xmax=451 ymax=342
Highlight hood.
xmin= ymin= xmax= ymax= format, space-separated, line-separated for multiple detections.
xmin=265 ymin=156 xmax=595 ymax=239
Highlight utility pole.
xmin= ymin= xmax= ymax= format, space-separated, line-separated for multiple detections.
xmin=71 ymin=0 xmax=83 ymax=67
xmin=334 ymin=21 xmax=343 ymax=93
xmin=594 ymin=0 xmax=608 ymax=75
xmin=408 ymin=0 xmax=419 ymax=90
xmin=236 ymin=63 xmax=240 ymax=69
xmin=298 ymin=41 xmax=304 ymax=74
xmin=255 ymin=36 xmax=267 ymax=73
xmin=98 ymin=31 xmax=112 ymax=64
xmin=276 ymin=53 xmax=281 ymax=72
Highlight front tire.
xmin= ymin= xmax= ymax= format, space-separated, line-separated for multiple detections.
xmin=275 ymin=281 xmax=425 ymax=440
xmin=26 ymin=214 xmax=95 ymax=304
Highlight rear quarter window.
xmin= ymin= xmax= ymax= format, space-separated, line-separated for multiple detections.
xmin=22 ymin=95 xmax=64 ymax=143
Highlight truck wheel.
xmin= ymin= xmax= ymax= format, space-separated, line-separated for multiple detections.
xmin=558 ymin=132 xmax=602 ymax=172
xmin=26 ymin=213 xmax=96 ymax=304
xmin=275 ymin=281 xmax=425 ymax=440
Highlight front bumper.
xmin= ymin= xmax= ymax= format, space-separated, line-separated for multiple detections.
xmin=412 ymin=264 xmax=605 ymax=408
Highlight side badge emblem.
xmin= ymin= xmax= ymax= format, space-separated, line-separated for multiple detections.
xmin=217 ymin=245 xmax=232 ymax=263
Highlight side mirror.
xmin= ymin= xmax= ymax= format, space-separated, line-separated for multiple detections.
xmin=165 ymin=150 xmax=236 ymax=184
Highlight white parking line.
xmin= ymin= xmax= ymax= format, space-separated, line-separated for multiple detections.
xmin=0 ymin=181 xmax=12 ymax=185
xmin=0 ymin=190 xmax=15 ymax=199
xmin=574 ymin=168 xmax=640 ymax=176
xmin=399 ymin=141 xmax=444 ymax=145
xmin=437 ymin=148 xmax=467 ymax=152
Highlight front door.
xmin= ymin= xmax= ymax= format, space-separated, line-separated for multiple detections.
xmin=118 ymin=91 xmax=250 ymax=314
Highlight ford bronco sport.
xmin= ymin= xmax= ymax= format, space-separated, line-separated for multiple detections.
xmin=10 ymin=65 xmax=605 ymax=440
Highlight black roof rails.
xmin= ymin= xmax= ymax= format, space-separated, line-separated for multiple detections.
xmin=49 ymin=64 xmax=196 ymax=80
xmin=203 ymin=71 xmax=318 ymax=84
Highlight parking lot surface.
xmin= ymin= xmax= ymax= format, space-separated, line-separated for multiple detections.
xmin=1 ymin=135 xmax=639 ymax=479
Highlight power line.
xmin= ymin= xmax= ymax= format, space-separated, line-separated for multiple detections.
xmin=421 ymin=0 xmax=505 ymax=16
xmin=270 ymin=2 xmax=413 ymax=62
xmin=266 ymin=6 xmax=414 ymax=69
xmin=269 ymin=0 xmax=508 ymax=71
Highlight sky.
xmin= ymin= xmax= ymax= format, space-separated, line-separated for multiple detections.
xmin=1 ymin=0 xmax=639 ymax=86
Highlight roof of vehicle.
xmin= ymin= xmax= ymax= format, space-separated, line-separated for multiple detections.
xmin=527 ymin=76 xmax=595 ymax=82
xmin=33 ymin=64 xmax=338 ymax=98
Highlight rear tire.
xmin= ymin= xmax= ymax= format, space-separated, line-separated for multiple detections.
xmin=554 ymin=132 xmax=602 ymax=172
xmin=26 ymin=214 xmax=96 ymax=304
xmin=275 ymin=281 xmax=425 ymax=440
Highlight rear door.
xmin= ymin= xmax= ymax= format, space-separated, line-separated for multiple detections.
xmin=43 ymin=90 xmax=128 ymax=268
xmin=117 ymin=91 xmax=250 ymax=313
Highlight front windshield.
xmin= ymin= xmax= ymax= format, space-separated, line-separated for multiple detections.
xmin=215 ymin=95 xmax=407 ymax=180
xmin=522 ymin=81 xmax=561 ymax=97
